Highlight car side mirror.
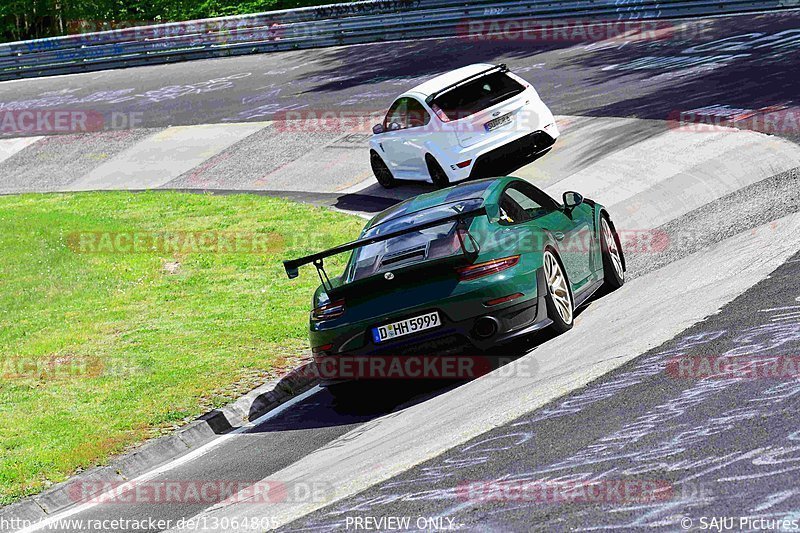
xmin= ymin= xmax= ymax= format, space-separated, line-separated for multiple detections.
xmin=563 ymin=191 xmax=584 ymax=210
xmin=372 ymin=123 xmax=384 ymax=134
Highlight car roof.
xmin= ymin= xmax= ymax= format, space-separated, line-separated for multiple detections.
xmin=366 ymin=177 xmax=511 ymax=230
xmin=402 ymin=63 xmax=497 ymax=99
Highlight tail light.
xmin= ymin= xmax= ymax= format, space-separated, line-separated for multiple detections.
xmin=456 ymin=256 xmax=520 ymax=281
xmin=312 ymin=343 xmax=333 ymax=354
xmin=312 ymin=299 xmax=346 ymax=321
xmin=485 ymin=292 xmax=524 ymax=306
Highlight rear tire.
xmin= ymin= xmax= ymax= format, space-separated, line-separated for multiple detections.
xmin=600 ymin=214 xmax=625 ymax=291
xmin=371 ymin=151 xmax=396 ymax=188
xmin=426 ymin=155 xmax=450 ymax=189
xmin=543 ymin=249 xmax=574 ymax=334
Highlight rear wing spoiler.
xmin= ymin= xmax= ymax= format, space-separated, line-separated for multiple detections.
xmin=283 ymin=206 xmax=486 ymax=284
xmin=425 ymin=64 xmax=508 ymax=105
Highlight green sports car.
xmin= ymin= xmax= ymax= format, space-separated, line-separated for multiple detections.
xmin=284 ymin=176 xmax=625 ymax=385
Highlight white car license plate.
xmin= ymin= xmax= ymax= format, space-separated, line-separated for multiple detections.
xmin=484 ymin=113 xmax=512 ymax=132
xmin=372 ymin=312 xmax=441 ymax=344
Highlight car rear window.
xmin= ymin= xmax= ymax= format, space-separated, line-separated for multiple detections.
xmin=368 ymin=180 xmax=493 ymax=228
xmin=430 ymin=72 xmax=525 ymax=121
xmin=344 ymin=198 xmax=484 ymax=282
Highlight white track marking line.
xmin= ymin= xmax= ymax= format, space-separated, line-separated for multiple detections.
xmin=234 ymin=387 xmax=321 ymax=432
xmin=14 ymin=386 xmax=322 ymax=533
xmin=0 ymin=136 xmax=42 ymax=164
xmin=166 ymin=212 xmax=800 ymax=532
xmin=771 ymin=313 xmax=800 ymax=322
xmin=759 ymin=305 xmax=800 ymax=313
xmin=337 ymin=177 xmax=377 ymax=194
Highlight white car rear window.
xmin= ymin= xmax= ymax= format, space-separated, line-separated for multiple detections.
xmin=430 ymin=72 xmax=525 ymax=121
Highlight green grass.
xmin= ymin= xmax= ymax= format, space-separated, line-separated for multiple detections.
xmin=0 ymin=191 xmax=363 ymax=505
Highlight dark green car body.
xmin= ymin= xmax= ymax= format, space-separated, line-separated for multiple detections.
xmin=284 ymin=176 xmax=624 ymax=385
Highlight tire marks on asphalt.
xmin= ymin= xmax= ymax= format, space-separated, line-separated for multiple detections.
xmin=282 ymin=251 xmax=800 ymax=532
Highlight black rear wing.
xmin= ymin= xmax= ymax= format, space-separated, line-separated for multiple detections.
xmin=283 ymin=206 xmax=486 ymax=284
xmin=425 ymin=64 xmax=508 ymax=105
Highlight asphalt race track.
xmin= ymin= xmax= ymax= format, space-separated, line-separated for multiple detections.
xmin=2 ymin=8 xmax=800 ymax=533
xmin=34 ymin=383 xmax=468 ymax=533
xmin=283 ymin=252 xmax=800 ymax=532
xmin=0 ymin=11 xmax=799 ymax=144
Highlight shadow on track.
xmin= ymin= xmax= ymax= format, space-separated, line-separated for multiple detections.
xmin=247 ymin=303 xmax=594 ymax=434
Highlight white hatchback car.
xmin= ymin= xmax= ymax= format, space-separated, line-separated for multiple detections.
xmin=369 ymin=63 xmax=559 ymax=188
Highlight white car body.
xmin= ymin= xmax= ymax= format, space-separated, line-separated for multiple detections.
xmin=369 ymin=63 xmax=559 ymax=185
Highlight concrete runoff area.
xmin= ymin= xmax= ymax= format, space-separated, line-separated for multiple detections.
xmin=2 ymin=115 xmax=799 ymax=222
xmin=65 ymin=123 xmax=267 ymax=191
xmin=0 ymin=129 xmax=160 ymax=194
xmin=0 ymin=136 xmax=41 ymax=164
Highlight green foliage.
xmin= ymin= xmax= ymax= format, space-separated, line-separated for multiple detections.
xmin=0 ymin=0 xmax=334 ymax=42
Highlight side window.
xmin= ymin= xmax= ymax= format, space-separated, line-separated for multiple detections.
xmin=384 ymin=98 xmax=408 ymax=131
xmin=498 ymin=192 xmax=531 ymax=225
xmin=406 ymin=98 xmax=431 ymax=128
xmin=506 ymin=183 xmax=559 ymax=219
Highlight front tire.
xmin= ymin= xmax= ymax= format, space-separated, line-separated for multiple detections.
xmin=543 ymin=249 xmax=574 ymax=334
xmin=371 ymin=151 xmax=396 ymax=188
xmin=426 ymin=155 xmax=450 ymax=189
xmin=600 ymin=214 xmax=625 ymax=290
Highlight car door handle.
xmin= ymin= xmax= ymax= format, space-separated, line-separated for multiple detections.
xmin=553 ymin=232 xmax=565 ymax=241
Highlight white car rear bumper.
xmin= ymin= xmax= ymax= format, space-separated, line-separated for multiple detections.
xmin=442 ymin=119 xmax=560 ymax=182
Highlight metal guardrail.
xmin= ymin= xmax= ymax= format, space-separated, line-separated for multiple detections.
xmin=0 ymin=0 xmax=796 ymax=81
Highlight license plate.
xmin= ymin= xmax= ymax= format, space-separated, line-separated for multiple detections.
xmin=372 ymin=312 xmax=441 ymax=344
xmin=484 ymin=113 xmax=512 ymax=132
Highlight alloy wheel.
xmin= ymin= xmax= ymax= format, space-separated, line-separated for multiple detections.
xmin=543 ymin=251 xmax=573 ymax=325
xmin=371 ymin=152 xmax=395 ymax=188
xmin=601 ymin=218 xmax=624 ymax=280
